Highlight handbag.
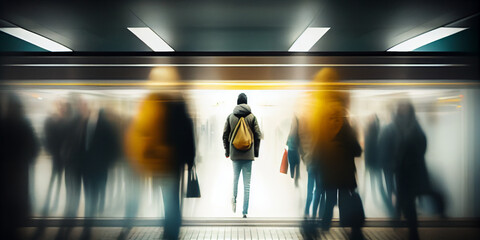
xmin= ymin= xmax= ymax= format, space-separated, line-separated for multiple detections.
xmin=280 ymin=148 xmax=288 ymax=174
xmin=186 ymin=166 xmax=201 ymax=198
xmin=339 ymin=190 xmax=365 ymax=227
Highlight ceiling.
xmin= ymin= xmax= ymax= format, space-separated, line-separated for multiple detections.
xmin=0 ymin=0 xmax=478 ymax=52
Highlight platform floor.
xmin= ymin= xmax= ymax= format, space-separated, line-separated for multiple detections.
xmin=20 ymin=226 xmax=480 ymax=240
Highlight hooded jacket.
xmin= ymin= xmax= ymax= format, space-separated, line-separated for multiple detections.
xmin=223 ymin=104 xmax=261 ymax=160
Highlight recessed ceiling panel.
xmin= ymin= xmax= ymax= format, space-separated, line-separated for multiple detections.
xmin=0 ymin=0 xmax=478 ymax=52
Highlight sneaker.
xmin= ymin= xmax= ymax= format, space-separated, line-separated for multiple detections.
xmin=231 ymin=198 xmax=236 ymax=213
xmin=243 ymin=214 xmax=247 ymax=218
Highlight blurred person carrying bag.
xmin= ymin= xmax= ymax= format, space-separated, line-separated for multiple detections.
xmin=124 ymin=67 xmax=196 ymax=240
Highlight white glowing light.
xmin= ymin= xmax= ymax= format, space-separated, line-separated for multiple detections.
xmin=0 ymin=27 xmax=72 ymax=52
xmin=128 ymin=27 xmax=174 ymax=52
xmin=387 ymin=27 xmax=468 ymax=52
xmin=288 ymin=27 xmax=330 ymax=52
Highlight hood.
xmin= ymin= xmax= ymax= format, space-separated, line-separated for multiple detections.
xmin=233 ymin=104 xmax=251 ymax=117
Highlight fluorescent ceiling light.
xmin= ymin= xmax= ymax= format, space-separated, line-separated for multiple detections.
xmin=288 ymin=27 xmax=330 ymax=52
xmin=128 ymin=27 xmax=174 ymax=52
xmin=387 ymin=27 xmax=468 ymax=52
xmin=0 ymin=27 xmax=72 ymax=52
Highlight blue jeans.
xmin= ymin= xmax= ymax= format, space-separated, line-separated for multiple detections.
xmin=232 ymin=160 xmax=252 ymax=215
xmin=305 ymin=165 xmax=326 ymax=217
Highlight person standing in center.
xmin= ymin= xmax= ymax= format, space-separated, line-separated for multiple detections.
xmin=223 ymin=93 xmax=261 ymax=218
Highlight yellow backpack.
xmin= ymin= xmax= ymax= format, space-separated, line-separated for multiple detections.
xmin=230 ymin=116 xmax=254 ymax=151
xmin=125 ymin=93 xmax=175 ymax=176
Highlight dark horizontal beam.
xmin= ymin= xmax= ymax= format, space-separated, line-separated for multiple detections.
xmin=1 ymin=56 xmax=478 ymax=81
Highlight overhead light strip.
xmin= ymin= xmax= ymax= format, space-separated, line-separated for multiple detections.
xmin=128 ymin=27 xmax=174 ymax=52
xmin=387 ymin=27 xmax=468 ymax=52
xmin=0 ymin=27 xmax=72 ymax=52
xmin=288 ymin=27 xmax=330 ymax=52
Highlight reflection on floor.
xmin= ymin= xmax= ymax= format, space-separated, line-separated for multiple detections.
xmin=20 ymin=226 xmax=480 ymax=240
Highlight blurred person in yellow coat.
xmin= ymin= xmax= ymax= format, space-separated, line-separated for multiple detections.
xmin=301 ymin=68 xmax=364 ymax=240
xmin=124 ymin=67 xmax=195 ymax=240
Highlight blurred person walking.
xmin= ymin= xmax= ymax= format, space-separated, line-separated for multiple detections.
xmin=125 ymin=67 xmax=195 ymax=240
xmin=32 ymin=100 xmax=72 ymax=240
xmin=223 ymin=93 xmax=262 ymax=218
xmin=81 ymin=104 xmax=121 ymax=239
xmin=318 ymin=105 xmax=363 ymax=239
xmin=302 ymin=68 xmax=365 ymax=240
xmin=42 ymin=100 xmax=71 ymax=215
xmin=376 ymin=112 xmax=400 ymax=217
xmin=287 ymin=115 xmax=326 ymax=219
xmin=364 ymin=114 xmax=395 ymax=215
xmin=0 ymin=92 xmax=39 ymax=240
xmin=393 ymin=101 xmax=445 ymax=240
xmin=55 ymin=95 xmax=89 ymax=240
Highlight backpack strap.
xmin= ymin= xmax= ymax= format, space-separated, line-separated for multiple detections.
xmin=229 ymin=115 xmax=243 ymax=143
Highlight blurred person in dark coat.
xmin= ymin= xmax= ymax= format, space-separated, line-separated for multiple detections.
xmin=393 ymin=101 xmax=445 ymax=240
xmin=317 ymin=104 xmax=363 ymax=237
xmin=125 ymin=67 xmax=195 ymax=240
xmin=364 ymin=115 xmax=380 ymax=189
xmin=32 ymin=100 xmax=73 ymax=240
xmin=81 ymin=104 xmax=121 ymax=239
xmin=55 ymin=95 xmax=89 ymax=240
xmin=0 ymin=92 xmax=39 ymax=240
xmin=364 ymin=114 xmax=395 ymax=215
xmin=302 ymin=68 xmax=365 ymax=240
xmin=62 ymin=96 xmax=88 ymax=217
xmin=376 ymin=112 xmax=400 ymax=217
xmin=42 ymin=100 xmax=71 ymax=216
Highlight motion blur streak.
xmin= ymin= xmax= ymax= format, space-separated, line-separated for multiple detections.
xmin=0 ymin=69 xmax=479 ymax=240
